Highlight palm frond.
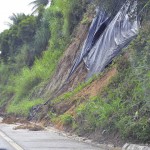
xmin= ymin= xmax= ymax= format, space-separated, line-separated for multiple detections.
xmin=29 ymin=0 xmax=49 ymax=13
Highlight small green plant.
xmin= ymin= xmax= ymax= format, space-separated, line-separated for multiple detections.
xmin=76 ymin=103 xmax=86 ymax=116
xmin=60 ymin=114 xmax=73 ymax=125
xmin=81 ymin=15 xmax=89 ymax=24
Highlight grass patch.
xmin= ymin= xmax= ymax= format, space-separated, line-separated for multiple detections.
xmin=12 ymin=49 xmax=63 ymax=102
xmin=7 ymin=99 xmax=43 ymax=117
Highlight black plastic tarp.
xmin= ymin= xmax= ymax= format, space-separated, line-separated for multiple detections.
xmin=68 ymin=0 xmax=139 ymax=79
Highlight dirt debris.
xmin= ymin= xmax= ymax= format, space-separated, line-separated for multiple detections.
xmin=14 ymin=123 xmax=44 ymax=131
xmin=2 ymin=115 xmax=28 ymax=124
xmin=2 ymin=115 xmax=44 ymax=131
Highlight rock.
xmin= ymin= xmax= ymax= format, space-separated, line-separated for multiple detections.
xmin=122 ymin=143 xmax=150 ymax=150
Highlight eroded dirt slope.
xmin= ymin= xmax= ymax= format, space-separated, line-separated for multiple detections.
xmin=53 ymin=67 xmax=117 ymax=116
xmin=40 ymin=23 xmax=90 ymax=100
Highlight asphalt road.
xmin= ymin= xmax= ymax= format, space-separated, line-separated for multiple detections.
xmin=0 ymin=133 xmax=15 ymax=150
xmin=0 ymin=121 xmax=104 ymax=150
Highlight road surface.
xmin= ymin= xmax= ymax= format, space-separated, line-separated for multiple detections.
xmin=0 ymin=132 xmax=15 ymax=150
xmin=0 ymin=119 xmax=105 ymax=150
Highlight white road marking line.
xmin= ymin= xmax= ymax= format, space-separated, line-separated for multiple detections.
xmin=0 ymin=130 xmax=24 ymax=150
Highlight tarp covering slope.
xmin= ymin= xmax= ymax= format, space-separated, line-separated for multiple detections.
xmin=68 ymin=0 xmax=139 ymax=79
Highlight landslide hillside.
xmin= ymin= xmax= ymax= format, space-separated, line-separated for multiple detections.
xmin=0 ymin=0 xmax=150 ymax=146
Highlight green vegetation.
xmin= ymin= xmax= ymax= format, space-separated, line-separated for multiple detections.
xmin=0 ymin=0 xmax=150 ymax=144
xmin=12 ymin=50 xmax=62 ymax=102
xmin=29 ymin=0 xmax=49 ymax=14
xmin=52 ymin=76 xmax=96 ymax=104
xmin=73 ymin=26 xmax=150 ymax=143
xmin=7 ymin=99 xmax=43 ymax=116
xmin=49 ymin=24 xmax=150 ymax=144
xmin=60 ymin=114 xmax=73 ymax=125
xmin=51 ymin=69 xmax=112 ymax=106
xmin=0 ymin=0 xmax=89 ymax=115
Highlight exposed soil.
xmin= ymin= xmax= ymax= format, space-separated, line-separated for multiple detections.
xmin=14 ymin=124 xmax=44 ymax=131
xmin=53 ymin=67 xmax=117 ymax=115
xmin=28 ymin=15 xmax=95 ymax=122
xmin=35 ymin=23 xmax=91 ymax=101
xmin=52 ymin=67 xmax=118 ymax=142
xmin=75 ymin=67 xmax=117 ymax=98
xmin=2 ymin=115 xmax=44 ymax=131
xmin=2 ymin=115 xmax=28 ymax=124
xmin=41 ymin=11 xmax=95 ymax=100
xmin=49 ymin=67 xmax=126 ymax=148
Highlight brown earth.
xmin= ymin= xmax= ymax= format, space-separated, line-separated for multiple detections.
xmin=2 ymin=115 xmax=44 ymax=131
xmin=2 ymin=115 xmax=28 ymax=124
xmin=14 ymin=124 xmax=44 ymax=131
xmin=53 ymin=67 xmax=117 ymax=135
xmin=51 ymin=67 xmax=120 ymax=146
xmin=40 ymin=9 xmax=96 ymax=100
xmin=33 ymin=22 xmax=91 ymax=101
xmin=28 ymin=13 xmax=95 ymax=121
xmin=75 ymin=67 xmax=117 ymax=98
xmin=36 ymin=11 xmax=96 ymax=101
xmin=53 ymin=67 xmax=117 ymax=116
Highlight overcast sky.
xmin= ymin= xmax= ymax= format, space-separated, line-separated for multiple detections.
xmin=0 ymin=0 xmax=33 ymax=33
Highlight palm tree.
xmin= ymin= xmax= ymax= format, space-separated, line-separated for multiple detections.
xmin=7 ymin=13 xmax=26 ymax=27
xmin=29 ymin=0 xmax=50 ymax=14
